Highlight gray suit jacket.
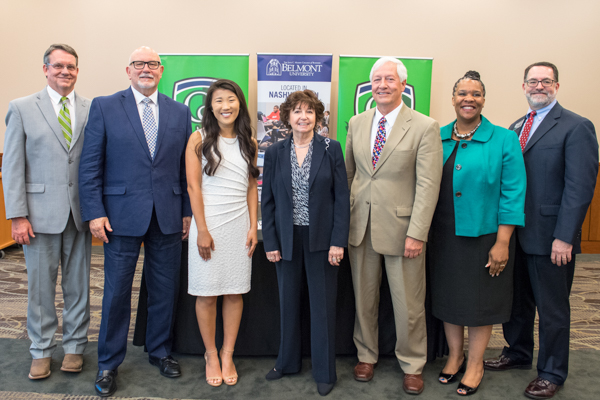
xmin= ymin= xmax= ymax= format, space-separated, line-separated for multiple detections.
xmin=3 ymin=88 xmax=90 ymax=233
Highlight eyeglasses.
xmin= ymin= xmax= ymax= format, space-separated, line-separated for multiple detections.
xmin=525 ymin=79 xmax=556 ymax=88
xmin=129 ymin=61 xmax=161 ymax=70
xmin=46 ymin=63 xmax=77 ymax=72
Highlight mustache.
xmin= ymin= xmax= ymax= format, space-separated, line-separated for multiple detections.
xmin=139 ymin=74 xmax=154 ymax=79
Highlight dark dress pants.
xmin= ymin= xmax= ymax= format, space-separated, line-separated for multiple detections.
xmin=502 ymin=240 xmax=575 ymax=385
xmin=98 ymin=209 xmax=182 ymax=370
xmin=275 ymin=225 xmax=338 ymax=384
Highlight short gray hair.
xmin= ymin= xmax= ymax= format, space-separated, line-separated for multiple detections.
xmin=43 ymin=44 xmax=78 ymax=66
xmin=370 ymin=57 xmax=408 ymax=82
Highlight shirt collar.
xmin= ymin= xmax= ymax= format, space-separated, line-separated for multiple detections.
xmin=131 ymin=86 xmax=159 ymax=105
xmin=375 ymin=101 xmax=403 ymax=127
xmin=527 ymin=99 xmax=557 ymax=119
xmin=47 ymin=85 xmax=75 ymax=105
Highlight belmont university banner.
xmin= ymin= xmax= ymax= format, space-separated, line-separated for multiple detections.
xmin=157 ymin=54 xmax=249 ymax=132
xmin=337 ymin=55 xmax=433 ymax=155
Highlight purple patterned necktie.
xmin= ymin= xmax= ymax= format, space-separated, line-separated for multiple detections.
xmin=372 ymin=116 xmax=387 ymax=169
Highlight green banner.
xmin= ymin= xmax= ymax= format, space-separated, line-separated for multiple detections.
xmin=337 ymin=56 xmax=433 ymax=156
xmin=157 ymin=54 xmax=249 ymax=132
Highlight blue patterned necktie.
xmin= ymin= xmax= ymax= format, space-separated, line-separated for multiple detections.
xmin=141 ymin=98 xmax=158 ymax=159
xmin=372 ymin=117 xmax=387 ymax=169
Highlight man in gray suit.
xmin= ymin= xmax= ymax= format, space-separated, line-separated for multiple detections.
xmin=3 ymin=44 xmax=92 ymax=380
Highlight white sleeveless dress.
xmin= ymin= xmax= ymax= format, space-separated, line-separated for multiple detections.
xmin=188 ymin=135 xmax=251 ymax=296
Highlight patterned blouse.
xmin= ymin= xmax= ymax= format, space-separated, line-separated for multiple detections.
xmin=290 ymin=136 xmax=313 ymax=226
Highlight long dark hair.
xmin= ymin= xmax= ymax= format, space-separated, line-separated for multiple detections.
xmin=197 ymin=79 xmax=259 ymax=179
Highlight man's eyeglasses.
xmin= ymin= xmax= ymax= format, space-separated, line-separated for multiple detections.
xmin=129 ymin=61 xmax=161 ymax=70
xmin=46 ymin=63 xmax=77 ymax=72
xmin=525 ymin=79 xmax=556 ymax=88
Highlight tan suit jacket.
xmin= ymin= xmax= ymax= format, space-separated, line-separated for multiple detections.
xmin=345 ymin=105 xmax=443 ymax=255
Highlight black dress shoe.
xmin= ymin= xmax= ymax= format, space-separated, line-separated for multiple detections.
xmin=265 ymin=367 xmax=284 ymax=381
xmin=484 ymin=354 xmax=532 ymax=371
xmin=457 ymin=366 xmax=484 ymax=396
xmin=149 ymin=355 xmax=181 ymax=378
xmin=317 ymin=382 xmax=335 ymax=396
xmin=95 ymin=370 xmax=117 ymax=397
xmin=439 ymin=353 xmax=466 ymax=384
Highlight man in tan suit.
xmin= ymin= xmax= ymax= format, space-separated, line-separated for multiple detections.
xmin=346 ymin=57 xmax=443 ymax=395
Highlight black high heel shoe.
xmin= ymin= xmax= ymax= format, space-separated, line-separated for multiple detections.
xmin=439 ymin=353 xmax=466 ymax=384
xmin=457 ymin=364 xmax=485 ymax=396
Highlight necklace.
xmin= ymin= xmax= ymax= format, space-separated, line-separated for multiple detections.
xmin=219 ymin=135 xmax=238 ymax=145
xmin=453 ymin=120 xmax=481 ymax=139
xmin=294 ymin=142 xmax=311 ymax=149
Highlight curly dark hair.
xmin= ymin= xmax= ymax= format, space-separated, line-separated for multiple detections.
xmin=452 ymin=70 xmax=486 ymax=97
xmin=196 ymin=79 xmax=259 ymax=179
xmin=279 ymin=90 xmax=325 ymax=132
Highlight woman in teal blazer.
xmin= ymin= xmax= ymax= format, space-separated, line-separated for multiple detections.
xmin=428 ymin=71 xmax=526 ymax=396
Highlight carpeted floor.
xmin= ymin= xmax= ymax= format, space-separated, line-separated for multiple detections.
xmin=0 ymin=246 xmax=599 ymax=399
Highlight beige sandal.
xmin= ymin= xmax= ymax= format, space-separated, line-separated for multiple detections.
xmin=204 ymin=349 xmax=222 ymax=387
xmin=220 ymin=348 xmax=238 ymax=386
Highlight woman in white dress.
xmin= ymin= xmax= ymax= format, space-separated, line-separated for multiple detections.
xmin=185 ymin=79 xmax=259 ymax=387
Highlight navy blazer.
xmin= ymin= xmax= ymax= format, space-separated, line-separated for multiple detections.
xmin=511 ymin=102 xmax=598 ymax=255
xmin=261 ymin=134 xmax=350 ymax=261
xmin=78 ymin=88 xmax=192 ymax=236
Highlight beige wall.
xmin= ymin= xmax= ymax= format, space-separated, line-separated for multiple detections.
xmin=1 ymin=0 xmax=599 ymax=152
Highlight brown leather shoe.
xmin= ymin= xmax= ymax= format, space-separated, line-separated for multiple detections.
xmin=29 ymin=358 xmax=51 ymax=380
xmin=484 ymin=354 xmax=532 ymax=371
xmin=61 ymin=354 xmax=83 ymax=372
xmin=524 ymin=377 xmax=561 ymax=399
xmin=353 ymin=362 xmax=376 ymax=382
xmin=403 ymin=373 xmax=424 ymax=395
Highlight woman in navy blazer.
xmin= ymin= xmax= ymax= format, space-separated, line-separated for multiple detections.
xmin=429 ymin=71 xmax=526 ymax=396
xmin=261 ymin=90 xmax=349 ymax=396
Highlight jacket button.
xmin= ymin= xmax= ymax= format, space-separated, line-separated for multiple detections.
xmin=68 ymin=159 xmax=73 ymax=164
xmin=371 ymin=177 xmax=376 ymax=181
xmin=456 ymin=164 xmax=462 ymax=170
xmin=461 ymin=143 xmax=467 ymax=148
xmin=69 ymin=182 xmax=73 ymax=187
xmin=456 ymin=191 xmax=462 ymax=197
xmin=366 ymin=201 xmax=370 ymax=204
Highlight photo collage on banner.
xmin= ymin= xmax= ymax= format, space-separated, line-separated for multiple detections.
xmin=256 ymin=54 xmax=333 ymax=229
xmin=337 ymin=56 xmax=433 ymax=156
xmin=157 ymin=54 xmax=250 ymax=132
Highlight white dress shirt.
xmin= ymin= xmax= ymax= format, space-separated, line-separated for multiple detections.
xmin=131 ymin=86 xmax=159 ymax=126
xmin=370 ymin=102 xmax=403 ymax=152
xmin=47 ymin=86 xmax=76 ymax=134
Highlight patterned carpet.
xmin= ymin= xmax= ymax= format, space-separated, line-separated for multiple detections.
xmin=0 ymin=246 xmax=599 ymax=400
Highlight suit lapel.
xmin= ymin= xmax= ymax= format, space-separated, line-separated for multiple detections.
xmin=279 ymin=137 xmax=293 ymax=201
xmin=70 ymin=92 xmax=88 ymax=149
xmin=121 ymin=88 xmax=153 ymax=161
xmin=308 ymin=134 xmax=325 ymax=189
xmin=154 ymin=93 xmax=171 ymax=159
xmin=523 ymin=103 xmax=562 ymax=153
xmin=360 ymin=108 xmax=376 ymax=174
xmin=374 ymin=105 xmax=410 ymax=173
xmin=36 ymin=89 xmax=69 ymax=152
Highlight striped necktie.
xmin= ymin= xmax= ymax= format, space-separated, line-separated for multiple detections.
xmin=142 ymin=98 xmax=158 ymax=159
xmin=58 ymin=96 xmax=72 ymax=149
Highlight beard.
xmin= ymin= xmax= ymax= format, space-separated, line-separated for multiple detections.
xmin=526 ymin=90 xmax=556 ymax=109
xmin=136 ymin=74 xmax=156 ymax=89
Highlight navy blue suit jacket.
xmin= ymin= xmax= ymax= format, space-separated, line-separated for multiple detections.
xmin=510 ymin=102 xmax=598 ymax=255
xmin=261 ymin=134 xmax=350 ymax=261
xmin=79 ymin=88 xmax=192 ymax=236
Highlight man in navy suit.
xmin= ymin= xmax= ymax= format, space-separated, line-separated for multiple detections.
xmin=484 ymin=62 xmax=598 ymax=399
xmin=79 ymin=46 xmax=192 ymax=397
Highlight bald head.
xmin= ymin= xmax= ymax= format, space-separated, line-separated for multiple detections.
xmin=128 ymin=46 xmax=161 ymax=65
xmin=126 ymin=46 xmax=164 ymax=96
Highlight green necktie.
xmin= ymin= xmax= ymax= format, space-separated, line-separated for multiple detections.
xmin=58 ymin=96 xmax=72 ymax=149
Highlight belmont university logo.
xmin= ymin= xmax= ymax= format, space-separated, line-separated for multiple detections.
xmin=354 ymin=81 xmax=416 ymax=115
xmin=266 ymin=59 xmax=282 ymax=76
xmin=173 ymin=77 xmax=218 ymax=128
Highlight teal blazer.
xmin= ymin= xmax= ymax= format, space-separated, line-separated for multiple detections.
xmin=440 ymin=116 xmax=526 ymax=237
